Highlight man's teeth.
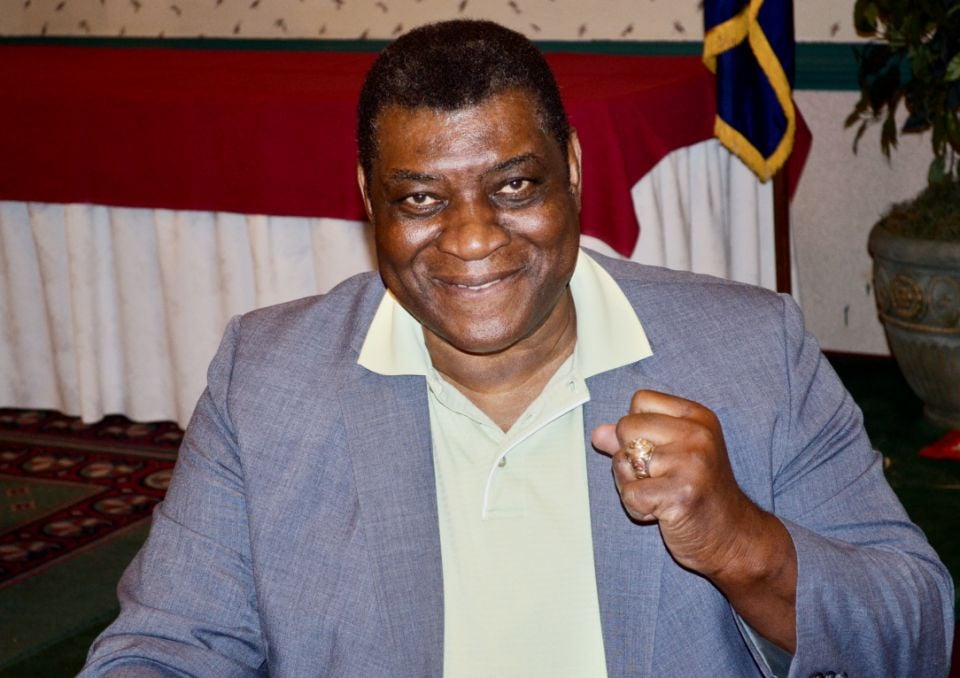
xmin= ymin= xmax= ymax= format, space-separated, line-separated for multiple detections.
xmin=455 ymin=278 xmax=501 ymax=290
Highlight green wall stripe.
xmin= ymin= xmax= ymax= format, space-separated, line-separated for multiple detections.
xmin=0 ymin=36 xmax=859 ymax=91
xmin=796 ymin=43 xmax=859 ymax=92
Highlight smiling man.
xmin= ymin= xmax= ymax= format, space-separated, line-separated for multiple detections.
xmin=81 ymin=20 xmax=953 ymax=678
xmin=358 ymin=87 xmax=582 ymax=432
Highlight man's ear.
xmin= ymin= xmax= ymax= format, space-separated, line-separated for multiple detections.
xmin=566 ymin=129 xmax=583 ymax=208
xmin=356 ymin=163 xmax=375 ymax=224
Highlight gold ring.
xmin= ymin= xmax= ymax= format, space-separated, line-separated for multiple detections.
xmin=625 ymin=437 xmax=655 ymax=479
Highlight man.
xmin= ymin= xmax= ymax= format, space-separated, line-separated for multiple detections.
xmin=82 ymin=19 xmax=953 ymax=677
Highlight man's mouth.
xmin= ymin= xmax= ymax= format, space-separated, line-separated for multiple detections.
xmin=453 ymin=278 xmax=503 ymax=291
xmin=437 ymin=268 xmax=519 ymax=292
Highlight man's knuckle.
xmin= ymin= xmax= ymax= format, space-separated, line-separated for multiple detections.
xmin=688 ymin=425 xmax=718 ymax=452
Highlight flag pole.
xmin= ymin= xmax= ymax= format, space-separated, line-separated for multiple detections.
xmin=773 ymin=167 xmax=791 ymax=295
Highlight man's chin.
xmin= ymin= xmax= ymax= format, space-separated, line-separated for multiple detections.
xmin=425 ymin=324 xmax=529 ymax=358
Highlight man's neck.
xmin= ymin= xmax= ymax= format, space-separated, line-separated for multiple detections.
xmin=424 ymin=291 xmax=577 ymax=432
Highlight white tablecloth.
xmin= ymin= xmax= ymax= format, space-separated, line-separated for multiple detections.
xmin=0 ymin=139 xmax=777 ymax=427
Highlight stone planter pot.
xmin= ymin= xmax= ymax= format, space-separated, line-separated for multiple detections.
xmin=868 ymin=222 xmax=960 ymax=428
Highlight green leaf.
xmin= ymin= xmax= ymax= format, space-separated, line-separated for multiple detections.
xmin=868 ymin=62 xmax=902 ymax=111
xmin=946 ymin=112 xmax=960 ymax=150
xmin=928 ymin=155 xmax=946 ymax=183
xmin=902 ymin=14 xmax=923 ymax=43
xmin=946 ymin=52 xmax=960 ymax=82
xmin=902 ymin=110 xmax=930 ymax=132
xmin=948 ymin=81 xmax=960 ymax=110
xmin=881 ymin=112 xmax=899 ymax=157
xmin=932 ymin=120 xmax=945 ymax=154
xmin=845 ymin=103 xmax=867 ymax=129
xmin=853 ymin=120 xmax=870 ymax=153
xmin=854 ymin=0 xmax=880 ymax=35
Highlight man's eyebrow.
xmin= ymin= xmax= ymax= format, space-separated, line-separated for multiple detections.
xmin=385 ymin=153 xmax=543 ymax=184
xmin=488 ymin=153 xmax=542 ymax=175
xmin=387 ymin=168 xmax=439 ymax=183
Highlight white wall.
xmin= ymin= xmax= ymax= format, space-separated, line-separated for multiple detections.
xmin=792 ymin=92 xmax=931 ymax=354
xmin=4 ymin=0 xmax=919 ymax=355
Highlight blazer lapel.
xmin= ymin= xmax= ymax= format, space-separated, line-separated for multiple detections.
xmin=585 ymin=368 xmax=668 ymax=677
xmin=339 ymin=371 xmax=444 ymax=677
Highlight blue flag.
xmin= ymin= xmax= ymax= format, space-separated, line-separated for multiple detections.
xmin=703 ymin=0 xmax=796 ymax=181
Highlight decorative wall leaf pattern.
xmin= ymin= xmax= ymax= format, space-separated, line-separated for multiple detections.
xmin=0 ymin=0 xmax=858 ymax=41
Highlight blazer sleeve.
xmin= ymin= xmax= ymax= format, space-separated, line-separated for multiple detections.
xmin=79 ymin=316 xmax=268 ymax=677
xmin=769 ymin=295 xmax=954 ymax=678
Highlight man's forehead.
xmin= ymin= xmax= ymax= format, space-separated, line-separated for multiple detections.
xmin=369 ymin=118 xmax=555 ymax=183
xmin=373 ymin=89 xmax=544 ymax=131
xmin=369 ymin=91 xmax=551 ymax=163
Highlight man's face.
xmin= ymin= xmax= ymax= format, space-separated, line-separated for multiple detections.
xmin=358 ymin=89 xmax=582 ymax=356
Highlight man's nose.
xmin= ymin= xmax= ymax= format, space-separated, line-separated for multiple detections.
xmin=436 ymin=197 xmax=510 ymax=260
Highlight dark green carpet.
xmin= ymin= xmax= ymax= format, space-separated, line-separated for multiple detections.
xmin=1 ymin=354 xmax=957 ymax=675
xmin=827 ymin=352 xmax=960 ymax=618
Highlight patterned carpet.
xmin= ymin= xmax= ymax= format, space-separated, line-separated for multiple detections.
xmin=0 ymin=409 xmax=180 ymax=670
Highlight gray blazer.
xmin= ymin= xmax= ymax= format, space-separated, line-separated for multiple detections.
xmin=82 ymin=253 xmax=954 ymax=677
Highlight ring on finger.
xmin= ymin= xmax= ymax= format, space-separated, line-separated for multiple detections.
xmin=624 ymin=437 xmax=655 ymax=479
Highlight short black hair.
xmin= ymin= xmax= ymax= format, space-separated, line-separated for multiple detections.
xmin=357 ymin=19 xmax=571 ymax=179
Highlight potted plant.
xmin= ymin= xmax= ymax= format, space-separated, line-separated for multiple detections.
xmin=846 ymin=0 xmax=960 ymax=429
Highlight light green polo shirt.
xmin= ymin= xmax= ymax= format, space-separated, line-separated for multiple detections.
xmin=358 ymin=250 xmax=652 ymax=677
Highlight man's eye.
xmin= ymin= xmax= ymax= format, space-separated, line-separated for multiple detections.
xmin=403 ymin=193 xmax=439 ymax=207
xmin=497 ymin=179 xmax=532 ymax=195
